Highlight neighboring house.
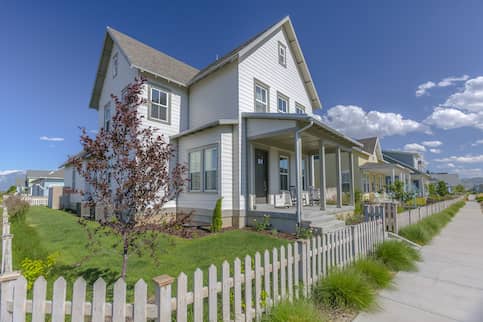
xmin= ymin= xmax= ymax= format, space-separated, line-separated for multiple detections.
xmin=382 ymin=151 xmax=430 ymax=197
xmin=429 ymin=173 xmax=461 ymax=193
xmin=71 ymin=16 xmax=363 ymax=232
xmin=61 ymin=151 xmax=89 ymax=213
xmin=355 ymin=137 xmax=411 ymax=201
xmin=21 ymin=169 xmax=64 ymax=197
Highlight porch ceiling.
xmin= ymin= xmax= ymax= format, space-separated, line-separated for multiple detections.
xmin=360 ymin=162 xmax=411 ymax=176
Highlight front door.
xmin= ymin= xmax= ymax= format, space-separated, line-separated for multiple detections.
xmin=254 ymin=149 xmax=268 ymax=203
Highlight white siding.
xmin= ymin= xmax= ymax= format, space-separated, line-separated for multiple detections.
xmin=238 ymin=28 xmax=314 ymax=115
xmin=189 ymin=62 xmax=238 ymax=128
xmin=177 ymin=125 xmax=234 ymax=211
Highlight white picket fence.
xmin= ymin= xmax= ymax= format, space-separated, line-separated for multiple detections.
xmin=0 ymin=219 xmax=384 ymax=321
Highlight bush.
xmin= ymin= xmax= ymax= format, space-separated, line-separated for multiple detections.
xmin=398 ymin=225 xmax=430 ymax=245
xmin=312 ymin=269 xmax=375 ymax=311
xmin=20 ymin=253 xmax=58 ymax=289
xmin=261 ymin=299 xmax=326 ymax=322
xmin=211 ymin=198 xmax=222 ymax=233
xmin=352 ymin=259 xmax=393 ymax=289
xmin=375 ymin=240 xmax=421 ymax=272
xmin=4 ymin=195 xmax=29 ymax=222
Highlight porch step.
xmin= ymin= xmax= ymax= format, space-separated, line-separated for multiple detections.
xmin=303 ymin=215 xmax=346 ymax=233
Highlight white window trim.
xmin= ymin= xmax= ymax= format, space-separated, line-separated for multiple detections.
xmin=279 ymin=155 xmax=289 ymax=191
xmin=149 ymin=86 xmax=170 ymax=124
xmin=254 ymin=79 xmax=269 ymax=112
xmin=277 ymin=92 xmax=289 ymax=113
xmin=188 ymin=144 xmax=219 ymax=193
xmin=112 ymin=52 xmax=118 ymax=78
xmin=278 ymin=42 xmax=287 ymax=67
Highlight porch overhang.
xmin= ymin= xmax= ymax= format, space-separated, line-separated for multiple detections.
xmin=360 ymin=162 xmax=411 ymax=176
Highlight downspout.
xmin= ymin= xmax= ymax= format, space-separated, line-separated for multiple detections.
xmin=295 ymin=120 xmax=314 ymax=226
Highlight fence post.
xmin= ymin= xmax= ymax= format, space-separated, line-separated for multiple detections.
xmin=153 ymin=274 xmax=174 ymax=322
xmin=351 ymin=225 xmax=359 ymax=260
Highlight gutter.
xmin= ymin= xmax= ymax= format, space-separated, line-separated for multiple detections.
xmin=295 ymin=120 xmax=314 ymax=226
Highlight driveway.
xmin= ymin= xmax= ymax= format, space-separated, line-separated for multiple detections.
xmin=354 ymin=200 xmax=483 ymax=322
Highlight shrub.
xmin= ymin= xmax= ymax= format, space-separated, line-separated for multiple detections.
xmin=375 ymin=240 xmax=420 ymax=272
xmin=261 ymin=299 xmax=326 ymax=322
xmin=254 ymin=214 xmax=271 ymax=232
xmin=312 ymin=269 xmax=375 ymax=311
xmin=20 ymin=253 xmax=58 ymax=289
xmin=211 ymin=198 xmax=223 ymax=233
xmin=4 ymin=195 xmax=29 ymax=222
xmin=295 ymin=225 xmax=313 ymax=239
xmin=352 ymin=259 xmax=393 ymax=289
xmin=399 ymin=225 xmax=430 ymax=245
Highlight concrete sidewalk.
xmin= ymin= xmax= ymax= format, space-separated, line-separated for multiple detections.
xmin=354 ymin=201 xmax=483 ymax=322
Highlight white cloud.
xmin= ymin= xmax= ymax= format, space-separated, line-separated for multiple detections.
xmin=403 ymin=143 xmax=426 ymax=152
xmin=437 ymin=75 xmax=470 ymax=87
xmin=416 ymin=75 xmax=469 ymax=97
xmin=471 ymin=139 xmax=483 ymax=146
xmin=422 ymin=140 xmax=442 ymax=148
xmin=429 ymin=148 xmax=441 ymax=154
xmin=447 ymin=163 xmax=455 ymax=168
xmin=424 ymin=107 xmax=483 ymax=130
xmin=0 ymin=170 xmax=24 ymax=176
xmin=323 ymin=105 xmax=429 ymax=138
xmin=416 ymin=81 xmax=436 ymax=97
xmin=435 ymin=154 xmax=483 ymax=163
xmin=452 ymin=167 xmax=483 ymax=178
xmin=444 ymin=76 xmax=483 ymax=112
xmin=40 ymin=136 xmax=64 ymax=142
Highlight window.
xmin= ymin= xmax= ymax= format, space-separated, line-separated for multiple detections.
xmin=254 ymin=82 xmax=268 ymax=112
xmin=150 ymin=87 xmax=169 ymax=122
xmin=189 ymin=145 xmax=218 ymax=192
xmin=277 ymin=93 xmax=288 ymax=113
xmin=278 ymin=42 xmax=287 ymax=67
xmin=112 ymin=52 xmax=118 ymax=78
xmin=204 ymin=147 xmax=218 ymax=191
xmin=189 ymin=151 xmax=202 ymax=191
xmin=104 ymin=102 xmax=111 ymax=131
xmin=280 ymin=156 xmax=289 ymax=191
xmin=342 ymin=170 xmax=350 ymax=192
xmin=363 ymin=174 xmax=370 ymax=193
xmin=295 ymin=103 xmax=305 ymax=114
xmin=72 ymin=169 xmax=76 ymax=190
xmin=121 ymin=86 xmax=129 ymax=103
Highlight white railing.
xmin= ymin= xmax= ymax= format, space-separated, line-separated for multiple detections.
xmin=23 ymin=196 xmax=48 ymax=206
xmin=0 ymin=219 xmax=384 ymax=321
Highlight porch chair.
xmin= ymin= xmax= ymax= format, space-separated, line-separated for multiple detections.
xmin=308 ymin=186 xmax=320 ymax=206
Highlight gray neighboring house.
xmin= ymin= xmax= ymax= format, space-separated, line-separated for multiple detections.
xmin=429 ymin=173 xmax=461 ymax=192
xmin=23 ymin=169 xmax=65 ymax=197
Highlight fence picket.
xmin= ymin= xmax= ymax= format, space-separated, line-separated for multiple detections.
xmin=133 ymin=279 xmax=147 ymax=322
xmin=92 ymin=278 xmax=106 ymax=322
xmin=71 ymin=277 xmax=86 ymax=322
xmin=311 ymin=237 xmax=317 ymax=284
xmin=113 ymin=278 xmax=126 ymax=321
xmin=301 ymin=241 xmax=308 ymax=297
xmin=12 ymin=275 xmax=27 ymax=322
xmin=177 ymin=273 xmax=188 ymax=322
xmin=193 ymin=268 xmax=203 ymax=322
xmin=263 ymin=250 xmax=271 ymax=306
xmin=316 ymin=235 xmax=322 ymax=277
xmin=222 ymin=261 xmax=230 ymax=322
xmin=31 ymin=277 xmax=47 ymax=322
xmin=254 ymin=252 xmax=262 ymax=319
xmin=280 ymin=246 xmax=286 ymax=300
xmin=209 ymin=264 xmax=217 ymax=322
xmin=245 ymin=255 xmax=253 ymax=322
xmin=52 ymin=277 xmax=67 ymax=322
xmin=272 ymin=248 xmax=279 ymax=305
xmin=293 ymin=242 xmax=299 ymax=299
xmin=287 ymin=244 xmax=293 ymax=302
xmin=234 ymin=258 xmax=242 ymax=322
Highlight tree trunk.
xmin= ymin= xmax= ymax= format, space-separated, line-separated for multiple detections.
xmin=121 ymin=232 xmax=129 ymax=279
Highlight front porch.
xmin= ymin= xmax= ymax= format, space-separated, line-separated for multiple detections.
xmin=359 ymin=162 xmax=411 ymax=202
xmin=244 ymin=113 xmax=361 ymax=232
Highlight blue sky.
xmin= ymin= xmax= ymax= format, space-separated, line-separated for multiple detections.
xmin=1 ymin=0 xmax=482 ymax=177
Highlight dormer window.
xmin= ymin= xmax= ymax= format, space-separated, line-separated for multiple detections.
xmin=295 ymin=103 xmax=306 ymax=114
xmin=149 ymin=87 xmax=169 ymax=123
xmin=278 ymin=42 xmax=287 ymax=67
xmin=112 ymin=52 xmax=118 ymax=78
xmin=277 ymin=93 xmax=289 ymax=113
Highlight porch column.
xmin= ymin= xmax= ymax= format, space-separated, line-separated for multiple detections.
xmin=295 ymin=133 xmax=303 ymax=224
xmin=421 ymin=178 xmax=426 ymax=196
xmin=408 ymin=173 xmax=412 ymax=192
xmin=391 ymin=168 xmax=395 ymax=184
xmin=336 ymin=146 xmax=342 ymax=208
xmin=349 ymin=151 xmax=355 ymax=206
xmin=319 ymin=141 xmax=326 ymax=211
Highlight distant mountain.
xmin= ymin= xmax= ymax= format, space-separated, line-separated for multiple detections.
xmin=0 ymin=170 xmax=25 ymax=192
xmin=462 ymin=177 xmax=483 ymax=190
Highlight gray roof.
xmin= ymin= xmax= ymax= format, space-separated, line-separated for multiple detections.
xmin=357 ymin=137 xmax=378 ymax=154
xmin=26 ymin=169 xmax=64 ymax=180
xmin=90 ymin=28 xmax=199 ymax=109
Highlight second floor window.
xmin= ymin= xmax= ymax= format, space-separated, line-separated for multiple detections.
xmin=295 ymin=103 xmax=305 ymax=114
xmin=277 ymin=94 xmax=288 ymax=113
xmin=104 ymin=103 xmax=111 ymax=131
xmin=255 ymin=82 xmax=268 ymax=112
xmin=150 ymin=87 xmax=169 ymax=122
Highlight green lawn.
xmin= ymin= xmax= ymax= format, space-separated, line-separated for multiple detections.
xmin=11 ymin=206 xmax=288 ymax=298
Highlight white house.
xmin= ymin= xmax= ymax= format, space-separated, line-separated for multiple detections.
xmin=66 ymin=16 xmax=363 ymax=232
